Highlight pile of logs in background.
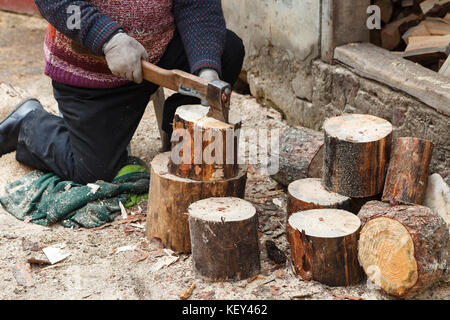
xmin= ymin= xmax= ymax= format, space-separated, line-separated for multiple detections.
xmin=371 ymin=0 xmax=450 ymax=75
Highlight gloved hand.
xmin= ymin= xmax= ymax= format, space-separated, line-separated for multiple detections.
xmin=103 ymin=31 xmax=149 ymax=84
xmin=199 ymin=69 xmax=220 ymax=83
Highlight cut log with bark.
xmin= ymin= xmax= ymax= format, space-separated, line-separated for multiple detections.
xmin=382 ymin=137 xmax=433 ymax=205
xmin=146 ymin=152 xmax=247 ymax=253
xmin=322 ymin=114 xmax=393 ymax=198
xmin=270 ymin=126 xmax=324 ymax=187
xmin=288 ymin=209 xmax=363 ymax=287
xmin=188 ymin=197 xmax=260 ymax=281
xmin=169 ymin=104 xmax=242 ymax=181
xmin=287 ymin=178 xmax=352 ymax=217
xmin=358 ymin=201 xmax=449 ymax=297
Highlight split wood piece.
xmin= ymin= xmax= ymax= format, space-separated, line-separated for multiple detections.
xmin=381 ymin=13 xmax=421 ymax=50
xmin=169 ymin=104 xmax=242 ymax=181
xmin=420 ymin=0 xmax=450 ymax=15
xmin=422 ymin=18 xmax=450 ymax=35
xmin=382 ymin=137 xmax=433 ymax=205
xmin=287 ymin=178 xmax=352 ymax=218
xmin=322 ymin=114 xmax=393 ymax=198
xmin=358 ymin=201 xmax=448 ymax=297
xmin=271 ymin=126 xmax=324 ymax=187
xmin=146 ymin=152 xmax=247 ymax=253
xmin=188 ymin=197 xmax=260 ymax=281
xmin=402 ymin=23 xmax=431 ymax=44
xmin=288 ymin=209 xmax=363 ymax=287
xmin=403 ymin=35 xmax=450 ymax=64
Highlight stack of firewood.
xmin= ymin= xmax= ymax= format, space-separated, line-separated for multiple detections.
xmin=371 ymin=0 xmax=450 ymax=74
xmin=287 ymin=114 xmax=449 ymax=298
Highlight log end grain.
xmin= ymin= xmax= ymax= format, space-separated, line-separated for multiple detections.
xmin=358 ymin=201 xmax=449 ymax=297
xmin=287 ymin=178 xmax=352 ymax=216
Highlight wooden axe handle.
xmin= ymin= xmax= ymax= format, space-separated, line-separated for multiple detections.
xmin=141 ymin=60 xmax=208 ymax=97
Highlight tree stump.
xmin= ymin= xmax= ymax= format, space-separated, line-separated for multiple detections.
xmin=358 ymin=201 xmax=449 ymax=297
xmin=287 ymin=209 xmax=363 ymax=287
xmin=322 ymin=114 xmax=393 ymax=198
xmin=169 ymin=104 xmax=242 ymax=181
xmin=188 ymin=197 xmax=260 ymax=281
xmin=146 ymin=152 xmax=247 ymax=253
xmin=287 ymin=178 xmax=352 ymax=217
xmin=271 ymin=126 xmax=324 ymax=187
xmin=382 ymin=137 xmax=434 ymax=205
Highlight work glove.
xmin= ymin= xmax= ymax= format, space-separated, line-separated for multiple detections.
xmin=103 ymin=31 xmax=149 ymax=84
xmin=199 ymin=69 xmax=220 ymax=83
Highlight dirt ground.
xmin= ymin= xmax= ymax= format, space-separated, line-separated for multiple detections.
xmin=0 ymin=11 xmax=448 ymax=300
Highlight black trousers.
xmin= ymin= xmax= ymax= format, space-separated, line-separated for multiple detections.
xmin=16 ymin=30 xmax=245 ymax=184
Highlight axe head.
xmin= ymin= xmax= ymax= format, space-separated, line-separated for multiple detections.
xmin=205 ymin=80 xmax=231 ymax=123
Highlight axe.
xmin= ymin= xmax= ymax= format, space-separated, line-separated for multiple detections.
xmin=71 ymin=41 xmax=231 ymax=123
xmin=142 ymin=61 xmax=231 ymax=123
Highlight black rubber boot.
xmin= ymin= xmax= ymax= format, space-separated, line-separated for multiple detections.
xmin=0 ymin=98 xmax=44 ymax=156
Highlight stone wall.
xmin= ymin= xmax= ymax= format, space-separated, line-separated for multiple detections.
xmin=310 ymin=60 xmax=449 ymax=176
xmin=223 ymin=1 xmax=449 ymax=175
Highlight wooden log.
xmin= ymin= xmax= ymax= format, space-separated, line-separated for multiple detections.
xmin=287 ymin=209 xmax=364 ymax=287
xmin=322 ymin=114 xmax=393 ymax=198
xmin=271 ymin=126 xmax=324 ymax=187
xmin=169 ymin=104 xmax=241 ymax=182
xmin=188 ymin=197 xmax=260 ymax=281
xmin=146 ymin=152 xmax=247 ymax=253
xmin=287 ymin=178 xmax=352 ymax=218
xmin=382 ymin=137 xmax=433 ymax=205
xmin=358 ymin=201 xmax=449 ymax=297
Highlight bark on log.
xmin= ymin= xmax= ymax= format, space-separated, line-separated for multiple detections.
xmin=287 ymin=209 xmax=364 ymax=287
xmin=188 ymin=197 xmax=260 ymax=281
xmin=271 ymin=126 xmax=324 ymax=187
xmin=287 ymin=178 xmax=352 ymax=218
xmin=169 ymin=104 xmax=241 ymax=181
xmin=382 ymin=137 xmax=434 ymax=205
xmin=358 ymin=201 xmax=449 ymax=297
xmin=146 ymin=152 xmax=247 ymax=253
xmin=322 ymin=114 xmax=393 ymax=198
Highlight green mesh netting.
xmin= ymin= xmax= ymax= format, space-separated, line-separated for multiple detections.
xmin=0 ymin=157 xmax=150 ymax=228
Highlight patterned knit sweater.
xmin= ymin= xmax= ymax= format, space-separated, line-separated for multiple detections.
xmin=34 ymin=0 xmax=226 ymax=88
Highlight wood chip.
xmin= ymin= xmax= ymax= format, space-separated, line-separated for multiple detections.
xmin=180 ymin=282 xmax=196 ymax=300
xmin=11 ymin=263 xmax=34 ymax=287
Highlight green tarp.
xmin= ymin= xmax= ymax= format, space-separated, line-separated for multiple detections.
xmin=0 ymin=157 xmax=150 ymax=228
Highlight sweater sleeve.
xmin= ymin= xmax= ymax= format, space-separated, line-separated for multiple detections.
xmin=173 ymin=0 xmax=226 ymax=75
xmin=34 ymin=0 xmax=122 ymax=55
